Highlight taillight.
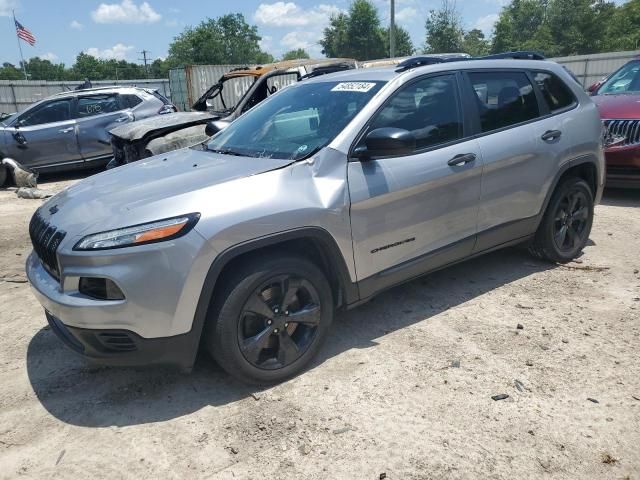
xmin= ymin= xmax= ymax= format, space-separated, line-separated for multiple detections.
xmin=158 ymin=104 xmax=176 ymax=114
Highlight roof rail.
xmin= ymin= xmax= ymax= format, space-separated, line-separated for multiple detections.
xmin=300 ymin=63 xmax=353 ymax=80
xmin=479 ymin=51 xmax=545 ymax=60
xmin=395 ymin=50 xmax=546 ymax=73
xmin=395 ymin=55 xmax=465 ymax=72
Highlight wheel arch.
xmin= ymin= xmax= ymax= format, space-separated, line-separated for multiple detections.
xmin=182 ymin=228 xmax=359 ymax=368
xmin=541 ymin=155 xmax=601 ymax=217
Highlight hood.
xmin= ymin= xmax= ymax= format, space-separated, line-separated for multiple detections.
xmin=40 ymin=147 xmax=292 ymax=238
xmin=110 ymin=112 xmax=214 ymax=141
xmin=591 ymin=93 xmax=640 ymax=120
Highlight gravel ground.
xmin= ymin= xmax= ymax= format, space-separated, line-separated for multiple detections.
xmin=1 ymin=172 xmax=639 ymax=480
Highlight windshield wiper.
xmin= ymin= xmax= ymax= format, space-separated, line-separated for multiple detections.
xmin=206 ymin=147 xmax=246 ymax=157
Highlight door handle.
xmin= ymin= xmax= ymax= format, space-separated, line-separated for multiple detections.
xmin=59 ymin=127 xmax=74 ymax=133
xmin=448 ymin=153 xmax=476 ymax=166
xmin=541 ymin=130 xmax=562 ymax=141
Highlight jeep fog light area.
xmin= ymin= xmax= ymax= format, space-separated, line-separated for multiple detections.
xmin=27 ymin=53 xmax=604 ymax=384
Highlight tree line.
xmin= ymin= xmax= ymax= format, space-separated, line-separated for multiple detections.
xmin=1 ymin=0 xmax=637 ymax=81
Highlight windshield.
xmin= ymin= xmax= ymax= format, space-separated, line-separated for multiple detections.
xmin=206 ymin=80 xmax=385 ymax=160
xmin=598 ymin=61 xmax=640 ymax=95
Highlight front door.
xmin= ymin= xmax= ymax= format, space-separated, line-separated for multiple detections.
xmin=4 ymin=98 xmax=80 ymax=169
xmin=347 ymin=73 xmax=484 ymax=298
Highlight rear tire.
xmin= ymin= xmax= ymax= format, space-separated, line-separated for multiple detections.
xmin=529 ymin=177 xmax=594 ymax=263
xmin=204 ymin=254 xmax=333 ymax=384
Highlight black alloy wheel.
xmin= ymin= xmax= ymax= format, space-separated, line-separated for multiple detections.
xmin=238 ymin=275 xmax=322 ymax=370
xmin=552 ymin=189 xmax=590 ymax=253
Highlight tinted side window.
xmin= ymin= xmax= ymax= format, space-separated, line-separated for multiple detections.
xmin=121 ymin=94 xmax=143 ymax=108
xmin=76 ymin=94 xmax=120 ymax=118
xmin=469 ymin=71 xmax=540 ymax=133
xmin=367 ymin=74 xmax=463 ymax=151
xmin=533 ymin=71 xmax=575 ymax=112
xmin=18 ymin=99 xmax=72 ymax=126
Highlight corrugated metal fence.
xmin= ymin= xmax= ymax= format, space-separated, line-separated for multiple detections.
xmin=2 ymin=50 xmax=639 ymax=114
xmin=550 ymin=50 xmax=640 ymax=88
xmin=169 ymin=65 xmax=248 ymax=112
xmin=0 ymin=79 xmax=170 ymax=114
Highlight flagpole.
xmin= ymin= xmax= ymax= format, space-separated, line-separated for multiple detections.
xmin=12 ymin=10 xmax=28 ymax=80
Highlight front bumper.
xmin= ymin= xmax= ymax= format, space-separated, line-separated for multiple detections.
xmin=605 ymin=145 xmax=640 ymax=188
xmin=44 ymin=310 xmax=195 ymax=368
xmin=26 ymin=237 xmax=212 ymax=369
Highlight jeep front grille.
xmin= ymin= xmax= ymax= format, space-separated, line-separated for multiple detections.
xmin=29 ymin=211 xmax=66 ymax=280
xmin=603 ymin=119 xmax=640 ymax=147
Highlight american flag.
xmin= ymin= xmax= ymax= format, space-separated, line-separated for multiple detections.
xmin=15 ymin=19 xmax=36 ymax=46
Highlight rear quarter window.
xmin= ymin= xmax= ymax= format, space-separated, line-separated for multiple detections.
xmin=121 ymin=94 xmax=143 ymax=109
xmin=533 ymin=71 xmax=576 ymax=112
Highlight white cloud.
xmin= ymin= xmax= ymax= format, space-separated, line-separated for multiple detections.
xmin=0 ymin=0 xmax=18 ymax=17
xmin=70 ymin=20 xmax=84 ymax=30
xmin=91 ymin=0 xmax=161 ymax=24
xmin=259 ymin=35 xmax=273 ymax=52
xmin=40 ymin=52 xmax=58 ymax=61
xmin=165 ymin=19 xmax=178 ymax=27
xmin=280 ymin=31 xmax=318 ymax=51
xmin=395 ymin=7 xmax=418 ymax=24
xmin=85 ymin=43 xmax=135 ymax=60
xmin=254 ymin=2 xmax=341 ymax=27
xmin=474 ymin=13 xmax=499 ymax=36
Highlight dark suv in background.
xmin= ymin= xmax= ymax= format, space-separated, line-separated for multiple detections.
xmin=589 ymin=58 xmax=640 ymax=188
xmin=0 ymin=86 xmax=175 ymax=186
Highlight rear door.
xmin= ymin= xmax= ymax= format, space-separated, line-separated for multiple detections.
xmin=348 ymin=73 xmax=484 ymax=297
xmin=464 ymin=69 xmax=573 ymax=252
xmin=75 ymin=93 xmax=132 ymax=161
xmin=3 ymin=98 xmax=81 ymax=169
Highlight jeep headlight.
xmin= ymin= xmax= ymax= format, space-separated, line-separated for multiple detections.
xmin=74 ymin=213 xmax=200 ymax=251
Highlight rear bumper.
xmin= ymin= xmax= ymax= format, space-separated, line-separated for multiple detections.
xmin=605 ymin=146 xmax=640 ymax=188
xmin=45 ymin=310 xmax=196 ymax=369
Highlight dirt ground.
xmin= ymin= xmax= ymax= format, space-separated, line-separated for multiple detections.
xmin=0 ymin=172 xmax=639 ymax=480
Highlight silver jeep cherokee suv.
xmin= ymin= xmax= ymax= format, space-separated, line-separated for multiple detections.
xmin=27 ymin=56 xmax=604 ymax=384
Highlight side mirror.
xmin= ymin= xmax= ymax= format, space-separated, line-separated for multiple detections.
xmin=587 ymin=80 xmax=602 ymax=94
xmin=354 ymin=127 xmax=416 ymax=159
xmin=205 ymin=120 xmax=229 ymax=137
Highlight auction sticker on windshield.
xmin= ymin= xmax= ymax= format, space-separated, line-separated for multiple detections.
xmin=331 ymin=82 xmax=376 ymax=93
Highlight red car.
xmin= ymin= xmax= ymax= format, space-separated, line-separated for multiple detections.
xmin=589 ymin=58 xmax=640 ymax=188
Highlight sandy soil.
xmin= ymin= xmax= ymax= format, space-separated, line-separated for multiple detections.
xmin=0 ymin=172 xmax=639 ymax=480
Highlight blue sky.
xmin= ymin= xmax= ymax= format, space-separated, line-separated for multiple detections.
xmin=0 ymin=0 xmax=629 ymax=67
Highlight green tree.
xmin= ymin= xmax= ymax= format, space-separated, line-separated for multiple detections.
xmin=423 ymin=0 xmax=465 ymax=53
xmin=320 ymin=0 xmax=386 ymax=60
xmin=320 ymin=12 xmax=350 ymax=57
xmin=0 ymin=62 xmax=25 ymax=80
xmin=462 ymin=29 xmax=490 ymax=57
xmin=382 ymin=25 xmax=415 ymax=57
xmin=281 ymin=49 xmax=310 ymax=61
xmin=601 ymin=0 xmax=638 ymax=51
xmin=546 ymin=0 xmax=615 ymax=56
xmin=23 ymin=57 xmax=68 ymax=80
xmin=491 ymin=0 xmax=549 ymax=54
xmin=167 ymin=13 xmax=273 ymax=65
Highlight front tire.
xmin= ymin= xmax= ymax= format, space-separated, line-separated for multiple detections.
xmin=204 ymin=254 xmax=333 ymax=384
xmin=529 ymin=177 xmax=594 ymax=263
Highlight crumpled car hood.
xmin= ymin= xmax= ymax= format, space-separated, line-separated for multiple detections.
xmin=40 ymin=147 xmax=293 ymax=238
xmin=110 ymin=112 xmax=214 ymax=141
